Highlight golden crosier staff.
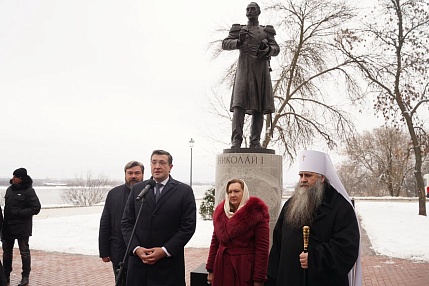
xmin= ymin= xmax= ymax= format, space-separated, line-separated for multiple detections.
xmin=303 ymin=226 xmax=310 ymax=286
xmin=303 ymin=226 xmax=310 ymax=252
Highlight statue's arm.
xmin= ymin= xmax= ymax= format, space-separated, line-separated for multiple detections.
xmin=265 ymin=25 xmax=280 ymax=57
xmin=222 ymin=24 xmax=242 ymax=51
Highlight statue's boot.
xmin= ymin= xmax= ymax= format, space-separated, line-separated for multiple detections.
xmin=231 ymin=107 xmax=245 ymax=148
xmin=250 ymin=111 xmax=263 ymax=148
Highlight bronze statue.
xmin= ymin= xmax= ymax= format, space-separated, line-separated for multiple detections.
xmin=223 ymin=2 xmax=280 ymax=149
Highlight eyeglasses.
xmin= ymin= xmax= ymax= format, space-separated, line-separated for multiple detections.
xmin=151 ymin=160 xmax=169 ymax=166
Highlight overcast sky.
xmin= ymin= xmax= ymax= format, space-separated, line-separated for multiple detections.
xmin=0 ymin=0 xmax=387 ymax=184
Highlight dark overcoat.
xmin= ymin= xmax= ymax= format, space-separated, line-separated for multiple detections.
xmin=206 ymin=197 xmax=270 ymax=286
xmin=99 ymin=184 xmax=131 ymax=266
xmin=222 ymin=24 xmax=280 ymax=115
xmin=0 ymin=206 xmax=5 ymax=286
xmin=121 ymin=177 xmax=196 ymax=286
xmin=3 ymin=180 xmax=41 ymax=239
xmin=266 ymin=185 xmax=360 ymax=286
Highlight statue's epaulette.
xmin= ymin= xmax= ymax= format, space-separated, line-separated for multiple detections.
xmin=263 ymin=25 xmax=276 ymax=35
xmin=230 ymin=24 xmax=244 ymax=32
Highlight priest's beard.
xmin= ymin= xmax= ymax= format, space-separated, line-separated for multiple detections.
xmin=285 ymin=179 xmax=325 ymax=229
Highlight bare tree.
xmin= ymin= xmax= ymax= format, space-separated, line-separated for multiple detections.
xmin=337 ymin=0 xmax=429 ymax=215
xmin=208 ymin=0 xmax=359 ymax=162
xmin=337 ymin=162 xmax=381 ymax=197
xmin=61 ymin=172 xmax=111 ymax=206
xmin=340 ymin=127 xmax=414 ymax=197
xmin=204 ymin=87 xmax=252 ymax=147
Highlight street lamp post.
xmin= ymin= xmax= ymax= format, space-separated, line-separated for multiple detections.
xmin=189 ymin=138 xmax=195 ymax=188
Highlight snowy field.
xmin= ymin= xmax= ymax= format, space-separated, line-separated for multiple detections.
xmin=28 ymin=199 xmax=429 ymax=263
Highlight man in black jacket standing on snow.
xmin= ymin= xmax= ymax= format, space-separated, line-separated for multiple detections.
xmin=2 ymin=168 xmax=41 ymax=286
xmin=99 ymin=161 xmax=144 ymax=285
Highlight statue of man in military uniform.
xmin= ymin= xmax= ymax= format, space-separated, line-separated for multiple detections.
xmin=223 ymin=2 xmax=280 ymax=149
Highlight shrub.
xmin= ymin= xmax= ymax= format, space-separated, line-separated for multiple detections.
xmin=61 ymin=172 xmax=110 ymax=206
xmin=199 ymin=187 xmax=215 ymax=220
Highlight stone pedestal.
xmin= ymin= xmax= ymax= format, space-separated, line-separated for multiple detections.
xmin=215 ymin=148 xmax=283 ymax=244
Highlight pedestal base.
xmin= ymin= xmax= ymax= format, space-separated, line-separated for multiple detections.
xmin=215 ymin=150 xmax=283 ymax=244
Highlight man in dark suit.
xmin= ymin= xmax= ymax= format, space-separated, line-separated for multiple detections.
xmin=121 ymin=150 xmax=197 ymax=286
xmin=99 ymin=161 xmax=144 ymax=285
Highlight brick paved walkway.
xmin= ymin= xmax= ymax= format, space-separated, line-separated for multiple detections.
xmin=5 ymin=216 xmax=428 ymax=286
xmin=6 ymin=246 xmax=428 ymax=286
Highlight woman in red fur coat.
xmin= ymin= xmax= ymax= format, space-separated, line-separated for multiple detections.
xmin=206 ymin=179 xmax=270 ymax=286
